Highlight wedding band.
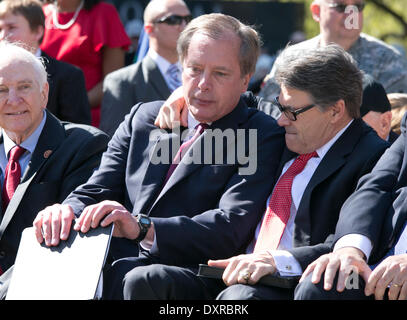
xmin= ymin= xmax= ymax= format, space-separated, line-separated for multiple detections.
xmin=392 ymin=283 xmax=401 ymax=288
xmin=239 ymin=269 xmax=252 ymax=284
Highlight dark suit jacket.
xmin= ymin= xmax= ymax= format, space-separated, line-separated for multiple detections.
xmin=0 ymin=111 xmax=109 ymax=272
xmin=334 ymin=113 xmax=407 ymax=264
xmin=279 ymin=119 xmax=390 ymax=270
xmin=41 ymin=52 xmax=91 ymax=125
xmin=64 ymin=99 xmax=285 ymax=267
xmin=100 ymin=55 xmax=172 ymax=137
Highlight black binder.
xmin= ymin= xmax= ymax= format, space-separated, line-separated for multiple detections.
xmin=197 ymin=264 xmax=300 ymax=289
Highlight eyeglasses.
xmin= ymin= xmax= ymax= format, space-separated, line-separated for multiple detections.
xmin=154 ymin=14 xmax=193 ymax=26
xmin=273 ymin=96 xmax=316 ymax=121
xmin=327 ymin=2 xmax=365 ymax=13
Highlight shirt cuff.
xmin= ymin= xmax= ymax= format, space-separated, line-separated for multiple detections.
xmin=333 ymin=234 xmax=373 ymax=260
xmin=268 ymin=250 xmax=303 ymax=276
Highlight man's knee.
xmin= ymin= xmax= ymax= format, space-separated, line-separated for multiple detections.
xmin=294 ymin=272 xmax=369 ymax=300
xmin=123 ymin=264 xmax=175 ymax=300
xmin=294 ymin=273 xmax=328 ymax=300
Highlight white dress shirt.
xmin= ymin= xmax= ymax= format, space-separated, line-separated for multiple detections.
xmin=248 ymin=120 xmax=357 ymax=276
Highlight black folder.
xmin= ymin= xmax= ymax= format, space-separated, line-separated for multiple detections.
xmin=197 ymin=264 xmax=300 ymax=289
xmin=6 ymin=225 xmax=113 ymax=300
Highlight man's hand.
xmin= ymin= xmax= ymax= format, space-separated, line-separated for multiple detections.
xmin=33 ymin=204 xmax=76 ymax=246
xmin=73 ymin=200 xmax=140 ymax=239
xmin=208 ymin=252 xmax=277 ymax=286
xmin=299 ymin=247 xmax=371 ymax=292
xmin=365 ymin=254 xmax=407 ymax=300
xmin=154 ymin=86 xmax=188 ymax=129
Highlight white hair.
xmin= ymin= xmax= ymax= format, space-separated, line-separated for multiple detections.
xmin=0 ymin=40 xmax=47 ymax=89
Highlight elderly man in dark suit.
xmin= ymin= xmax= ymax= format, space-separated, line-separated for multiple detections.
xmin=0 ymin=0 xmax=91 ymax=125
xmin=155 ymin=43 xmax=390 ymax=300
xmin=33 ymin=13 xmax=285 ymax=300
xmin=0 ymin=41 xmax=108 ymax=283
xmin=99 ymin=0 xmax=191 ymax=136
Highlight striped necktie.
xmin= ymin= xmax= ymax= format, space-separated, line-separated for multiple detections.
xmin=167 ymin=63 xmax=182 ymax=92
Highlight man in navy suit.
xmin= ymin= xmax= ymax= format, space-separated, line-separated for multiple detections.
xmin=32 ymin=13 xmax=285 ymax=299
xmin=0 ymin=41 xmax=108 ymax=298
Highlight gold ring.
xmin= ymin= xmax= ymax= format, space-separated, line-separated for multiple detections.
xmin=392 ymin=283 xmax=401 ymax=288
xmin=239 ymin=269 xmax=252 ymax=284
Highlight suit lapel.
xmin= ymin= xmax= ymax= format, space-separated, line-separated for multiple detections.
xmin=294 ymin=119 xmax=364 ymax=243
xmin=133 ymin=127 xmax=180 ymax=214
xmin=142 ymin=56 xmax=172 ymax=100
xmin=0 ymin=111 xmax=65 ymax=239
xmin=149 ymin=98 xmax=249 ymax=212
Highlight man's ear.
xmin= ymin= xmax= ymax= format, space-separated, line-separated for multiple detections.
xmin=35 ymin=25 xmax=44 ymax=45
xmin=330 ymin=99 xmax=346 ymax=123
xmin=310 ymin=1 xmax=321 ymax=22
xmin=241 ymin=73 xmax=251 ymax=92
xmin=380 ymin=111 xmax=392 ymax=134
xmin=144 ymin=23 xmax=154 ymax=35
xmin=41 ymin=81 xmax=49 ymax=108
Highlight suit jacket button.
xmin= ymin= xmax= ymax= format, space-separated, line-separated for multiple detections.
xmin=0 ymin=251 xmax=5 ymax=258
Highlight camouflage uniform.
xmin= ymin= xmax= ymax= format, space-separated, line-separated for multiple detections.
xmin=259 ymin=33 xmax=407 ymax=106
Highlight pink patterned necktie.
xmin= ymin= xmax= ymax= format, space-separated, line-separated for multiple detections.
xmin=164 ymin=123 xmax=208 ymax=183
xmin=254 ymin=151 xmax=318 ymax=252
xmin=2 ymin=145 xmax=26 ymax=211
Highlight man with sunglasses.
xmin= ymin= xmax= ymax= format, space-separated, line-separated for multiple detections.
xmin=259 ymin=0 xmax=407 ymax=108
xmin=153 ymin=44 xmax=389 ymax=299
xmin=99 ymin=0 xmax=191 ymax=136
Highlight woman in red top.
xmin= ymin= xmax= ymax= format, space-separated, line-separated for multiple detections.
xmin=41 ymin=0 xmax=131 ymax=127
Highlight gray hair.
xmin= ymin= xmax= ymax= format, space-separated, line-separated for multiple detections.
xmin=177 ymin=13 xmax=261 ymax=77
xmin=274 ymin=44 xmax=363 ymax=118
xmin=0 ymin=40 xmax=47 ymax=89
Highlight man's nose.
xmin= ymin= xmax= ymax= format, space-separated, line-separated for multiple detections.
xmin=277 ymin=112 xmax=290 ymax=127
xmin=198 ymin=72 xmax=211 ymax=91
xmin=6 ymin=88 xmax=22 ymax=104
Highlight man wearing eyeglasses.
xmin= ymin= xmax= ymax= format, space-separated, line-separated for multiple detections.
xmin=99 ymin=0 xmax=191 ymax=136
xmin=259 ymin=0 xmax=407 ymax=108
xmin=153 ymin=44 xmax=390 ymax=300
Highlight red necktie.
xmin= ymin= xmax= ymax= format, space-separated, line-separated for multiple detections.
xmin=2 ymin=145 xmax=26 ymax=211
xmin=164 ymin=123 xmax=208 ymax=183
xmin=254 ymin=151 xmax=318 ymax=253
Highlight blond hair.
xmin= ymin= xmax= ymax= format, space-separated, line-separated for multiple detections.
xmin=388 ymin=93 xmax=407 ymax=135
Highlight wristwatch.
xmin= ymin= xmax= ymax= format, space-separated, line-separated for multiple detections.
xmin=134 ymin=214 xmax=151 ymax=242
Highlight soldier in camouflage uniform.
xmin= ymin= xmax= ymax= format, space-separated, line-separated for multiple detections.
xmin=259 ymin=0 xmax=407 ymax=115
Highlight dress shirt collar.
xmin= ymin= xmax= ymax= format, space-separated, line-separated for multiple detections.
xmin=148 ymin=49 xmax=181 ymax=76
xmin=2 ymin=110 xmax=47 ymax=156
xmin=187 ymin=112 xmax=212 ymax=130
xmin=35 ymin=48 xmax=42 ymax=58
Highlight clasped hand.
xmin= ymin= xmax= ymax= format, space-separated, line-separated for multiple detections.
xmin=33 ymin=200 xmax=140 ymax=246
xmin=300 ymin=247 xmax=407 ymax=300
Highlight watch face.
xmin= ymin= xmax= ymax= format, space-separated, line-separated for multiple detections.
xmin=139 ymin=216 xmax=151 ymax=226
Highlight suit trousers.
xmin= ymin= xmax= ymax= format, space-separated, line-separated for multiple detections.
xmin=102 ymin=255 xmax=224 ymax=300
xmin=294 ymin=272 xmax=372 ymax=300
xmin=216 ymin=283 xmax=294 ymax=300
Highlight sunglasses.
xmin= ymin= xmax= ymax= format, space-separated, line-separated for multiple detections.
xmin=327 ymin=2 xmax=365 ymax=13
xmin=273 ymin=96 xmax=316 ymax=121
xmin=154 ymin=14 xmax=193 ymax=26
